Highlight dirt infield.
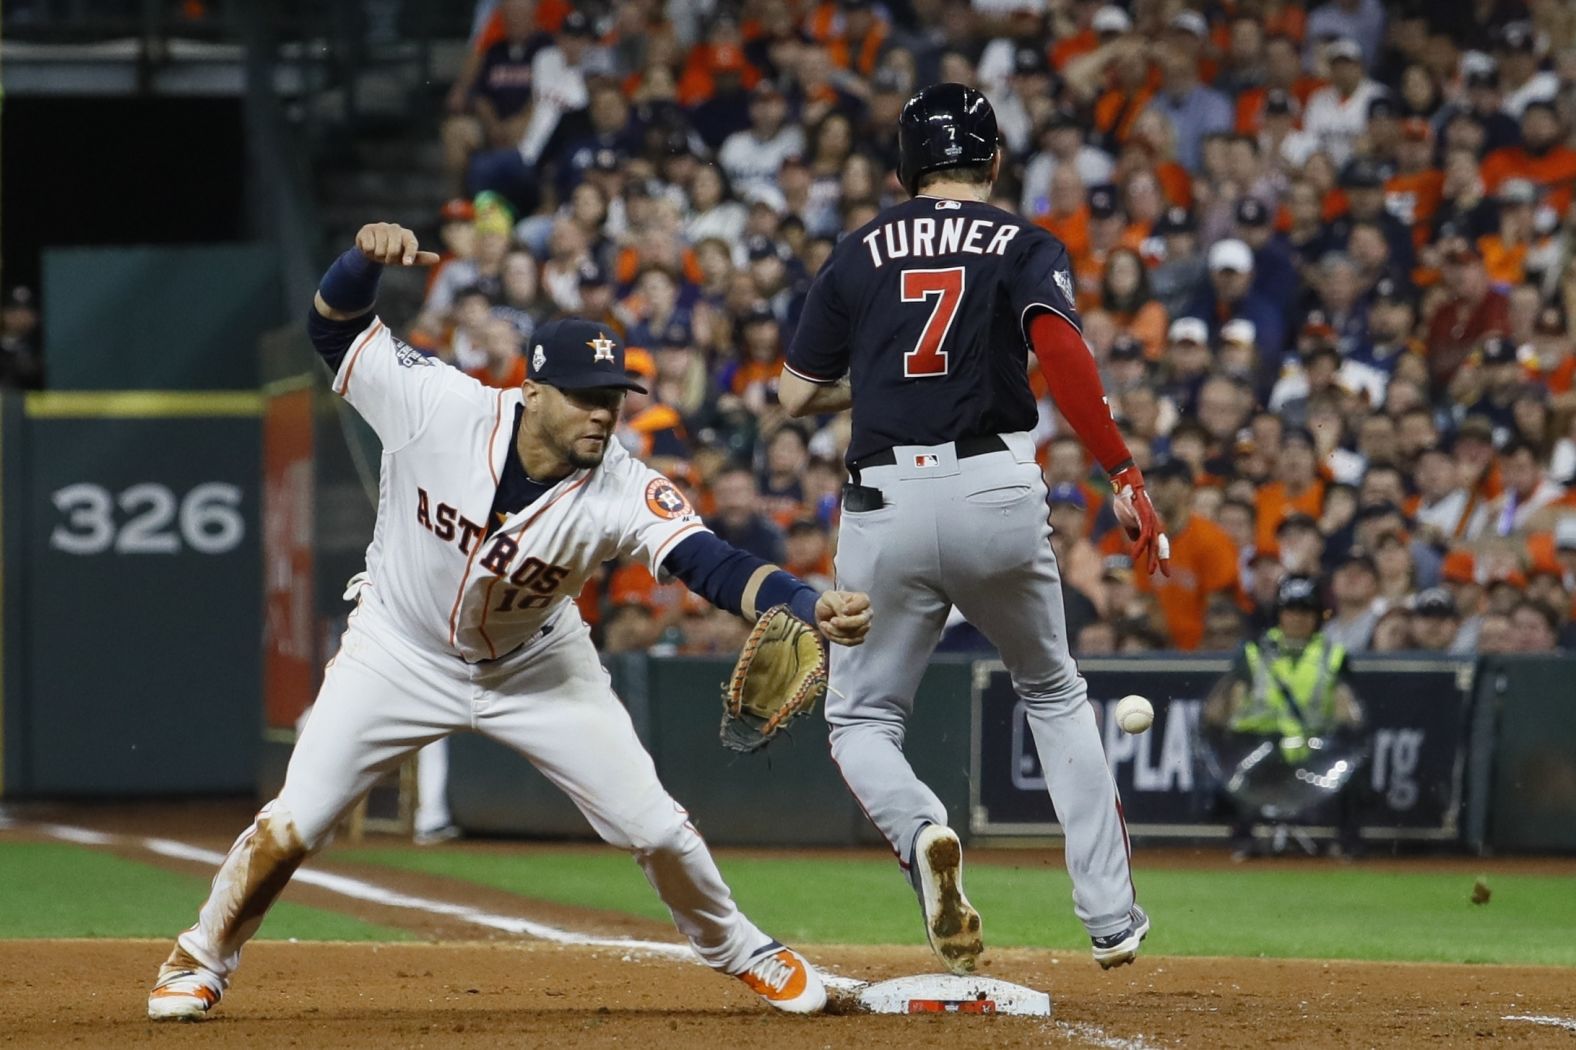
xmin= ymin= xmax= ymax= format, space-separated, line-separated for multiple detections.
xmin=5 ymin=939 xmax=1575 ymax=1049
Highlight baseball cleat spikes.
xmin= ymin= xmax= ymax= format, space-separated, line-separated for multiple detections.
xmin=147 ymin=964 xmax=225 ymax=1021
xmin=735 ymin=941 xmax=827 ymax=1014
xmin=1091 ymin=905 xmax=1151 ymax=969
xmin=913 ymin=824 xmax=984 ymax=975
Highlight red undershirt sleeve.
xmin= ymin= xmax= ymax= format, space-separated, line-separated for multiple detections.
xmin=1028 ymin=311 xmax=1133 ymax=475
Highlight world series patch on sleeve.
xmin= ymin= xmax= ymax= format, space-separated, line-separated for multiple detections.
xmin=719 ymin=605 xmax=827 ymax=753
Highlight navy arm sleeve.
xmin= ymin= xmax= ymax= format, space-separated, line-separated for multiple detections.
xmin=1009 ymin=232 xmax=1083 ymax=339
xmin=307 ymin=309 xmax=376 ymax=371
xmin=664 ymin=531 xmax=819 ymax=624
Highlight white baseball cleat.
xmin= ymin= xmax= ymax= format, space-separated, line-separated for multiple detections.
xmin=913 ymin=824 xmax=984 ymax=975
xmin=734 ymin=941 xmax=827 ymax=1014
xmin=147 ymin=963 xmax=225 ymax=1021
xmin=1091 ymin=905 xmax=1151 ymax=969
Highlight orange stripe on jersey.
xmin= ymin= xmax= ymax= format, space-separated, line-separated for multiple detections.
xmin=334 ymin=319 xmax=385 ymax=397
xmin=465 ymin=472 xmax=594 ymax=655
xmin=486 ymin=392 xmax=505 ymax=487
xmin=447 ymin=539 xmax=488 ymax=650
xmin=653 ymin=521 xmax=705 ymax=568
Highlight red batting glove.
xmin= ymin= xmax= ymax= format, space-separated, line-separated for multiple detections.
xmin=1110 ymin=465 xmax=1171 ymax=578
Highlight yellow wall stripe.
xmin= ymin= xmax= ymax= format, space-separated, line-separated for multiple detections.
xmin=25 ymin=390 xmax=265 ymax=418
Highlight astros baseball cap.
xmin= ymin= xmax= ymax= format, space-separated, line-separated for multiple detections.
xmin=528 ymin=318 xmax=648 ymax=393
xmin=1326 ymin=37 xmax=1363 ymax=63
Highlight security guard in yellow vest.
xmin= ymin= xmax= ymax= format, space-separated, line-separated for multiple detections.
xmin=1205 ymin=574 xmax=1367 ymax=859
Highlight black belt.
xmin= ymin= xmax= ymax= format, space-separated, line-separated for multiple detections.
xmin=848 ymin=434 xmax=1009 ymax=478
xmin=844 ymin=434 xmax=1010 ymax=512
xmin=460 ymin=622 xmax=553 ymax=665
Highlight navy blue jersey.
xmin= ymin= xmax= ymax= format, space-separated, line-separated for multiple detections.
xmin=786 ymin=196 xmax=1082 ymax=464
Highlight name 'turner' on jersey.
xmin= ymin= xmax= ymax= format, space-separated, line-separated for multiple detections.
xmin=859 ymin=211 xmax=1022 ymax=269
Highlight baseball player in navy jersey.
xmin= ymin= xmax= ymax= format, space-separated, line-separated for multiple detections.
xmin=779 ymin=84 xmax=1172 ymax=975
xmin=146 ymin=222 xmax=871 ymax=1021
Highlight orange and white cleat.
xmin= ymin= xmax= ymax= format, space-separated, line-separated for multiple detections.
xmin=147 ymin=963 xmax=225 ymax=1021
xmin=734 ymin=941 xmax=827 ymax=1014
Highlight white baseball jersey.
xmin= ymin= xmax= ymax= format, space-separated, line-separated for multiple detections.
xmin=333 ymin=317 xmax=706 ymax=662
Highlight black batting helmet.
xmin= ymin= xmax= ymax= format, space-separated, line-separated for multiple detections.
xmin=897 ymin=83 xmax=999 ymax=196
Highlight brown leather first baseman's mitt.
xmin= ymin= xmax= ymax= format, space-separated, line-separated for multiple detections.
xmin=720 ymin=605 xmax=827 ymax=753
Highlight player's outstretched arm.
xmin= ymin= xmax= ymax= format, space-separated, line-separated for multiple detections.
xmin=779 ymin=371 xmax=853 ymax=417
xmin=1027 ymin=311 xmax=1171 ymax=577
xmin=663 ymin=531 xmax=872 ymax=646
xmin=312 ymin=223 xmax=441 ymax=322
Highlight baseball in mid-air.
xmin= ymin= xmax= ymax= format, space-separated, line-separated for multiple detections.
xmin=1114 ymin=695 xmax=1154 ymax=734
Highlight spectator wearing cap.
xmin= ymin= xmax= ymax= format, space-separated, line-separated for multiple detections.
xmin=1305 ymin=0 xmax=1386 ymax=71
xmin=1301 ymin=38 xmax=1385 ymax=168
xmin=1075 ymin=183 xmax=1143 ymax=303
xmin=1379 ymin=118 xmax=1442 ymax=255
xmin=1099 ymin=247 xmax=1168 ymax=358
xmin=1237 ymin=33 xmax=1324 ymax=130
xmin=1145 ymin=15 xmax=1234 ymax=173
xmin=1047 ymin=482 xmax=1105 ymax=615
xmin=1323 ymin=549 xmax=1383 ymax=650
xmin=441 ymin=0 xmax=551 ymax=195
xmin=1361 ymin=94 xmax=1403 ymax=169
xmin=574 ymin=260 xmax=622 ymax=337
xmin=1480 ymin=101 xmax=1576 ymax=219
xmin=1020 ymin=106 xmax=1115 ymax=220
xmin=554 ymin=82 xmax=639 ymax=199
xmin=807 ymin=0 xmax=886 ymax=77
xmin=1157 ymin=317 xmax=1213 ymax=418
xmin=422 ymin=201 xmax=513 ymax=319
xmin=1132 ymin=458 xmax=1244 ymax=651
xmin=1233 ymin=195 xmax=1299 ymax=310
xmin=0 ymin=286 xmax=42 ymax=390
xmin=1424 ymin=233 xmax=1509 ymax=395
xmin=1149 ymin=206 xmax=1207 ymax=318
xmin=426 ymin=198 xmax=478 ymax=300
xmin=1469 ymin=438 xmax=1570 ymax=538
xmin=1493 ymin=21 xmax=1558 ymax=118
xmin=1054 ymin=3 xmax=1130 ymax=72
xmin=993 ymin=45 xmax=1058 ymax=158
xmin=1075 ymin=26 xmax=1158 ymax=151
xmin=615 ymin=347 xmax=690 ymax=462
xmin=1255 ymin=427 xmax=1325 ymax=552
xmin=1186 ymin=238 xmax=1287 ymax=397
xmin=1330 ymin=157 xmax=1417 ymax=272
xmin=717 ymin=81 xmax=806 ymax=199
xmin=1410 ymin=587 xmax=1466 ymax=652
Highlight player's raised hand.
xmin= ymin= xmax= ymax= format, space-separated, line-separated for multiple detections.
xmin=1111 ymin=465 xmax=1172 ymax=578
xmin=354 ymin=223 xmax=441 ymax=267
xmin=815 ymin=590 xmax=872 ymax=646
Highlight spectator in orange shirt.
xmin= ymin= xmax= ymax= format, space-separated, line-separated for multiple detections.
xmin=783 ymin=518 xmax=835 ymax=591
xmin=1386 ymin=117 xmax=1444 ymax=248
xmin=1048 ymin=482 xmax=1107 ymax=613
xmin=1255 ymin=426 xmax=1326 ymax=551
xmin=1034 ymin=165 xmax=1090 ymax=259
xmin=1477 ymin=178 xmax=1548 ymax=286
xmin=1132 ymin=458 xmax=1243 ymax=650
xmin=821 ymin=0 xmax=887 ymax=77
xmin=466 ymin=315 xmax=527 ymax=389
xmin=1480 ymin=100 xmax=1576 ymax=218
xmin=1100 ymin=247 xmax=1169 ymax=357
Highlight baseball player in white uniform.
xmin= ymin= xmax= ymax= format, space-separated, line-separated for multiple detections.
xmin=146 ymin=223 xmax=871 ymax=1021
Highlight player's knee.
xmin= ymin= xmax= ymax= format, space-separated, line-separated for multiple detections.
xmin=255 ymin=799 xmax=314 ymax=860
xmin=830 ymin=718 xmax=905 ymax=760
xmin=623 ymin=809 xmax=697 ymax=860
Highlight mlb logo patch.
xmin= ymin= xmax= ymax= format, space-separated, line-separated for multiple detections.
xmin=914 ymin=454 xmax=939 ymax=468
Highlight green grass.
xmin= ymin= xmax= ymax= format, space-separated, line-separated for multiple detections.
xmin=0 ymin=842 xmax=410 ymax=942
xmin=339 ymin=847 xmax=1576 ymax=967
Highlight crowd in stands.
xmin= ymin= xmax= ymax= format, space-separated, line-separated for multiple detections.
xmin=404 ymin=0 xmax=1576 ymax=656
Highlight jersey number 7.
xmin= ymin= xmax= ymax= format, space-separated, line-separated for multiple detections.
xmin=901 ymin=267 xmax=965 ymax=378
